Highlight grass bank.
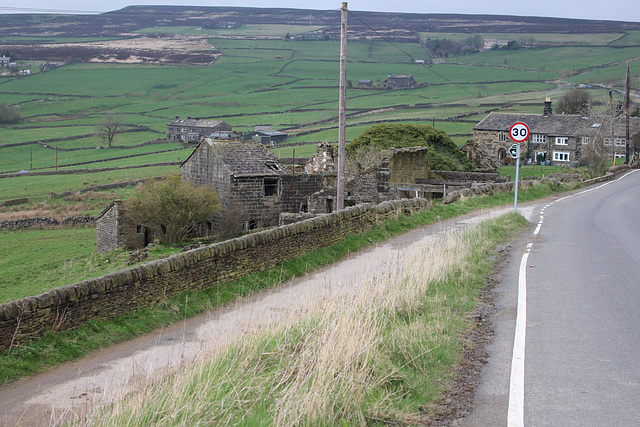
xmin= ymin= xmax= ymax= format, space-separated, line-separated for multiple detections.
xmin=83 ymin=212 xmax=529 ymax=425
xmin=0 ymin=179 xmax=578 ymax=385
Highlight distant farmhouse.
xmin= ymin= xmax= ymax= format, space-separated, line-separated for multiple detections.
xmin=386 ymin=74 xmax=416 ymax=89
xmin=0 ymin=56 xmax=12 ymax=67
xmin=40 ymin=62 xmax=57 ymax=70
xmin=167 ymin=116 xmax=234 ymax=142
xmin=466 ymin=98 xmax=640 ymax=168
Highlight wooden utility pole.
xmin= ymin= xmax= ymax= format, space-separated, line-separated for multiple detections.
xmin=337 ymin=2 xmax=347 ymax=211
xmin=625 ymin=61 xmax=630 ymax=164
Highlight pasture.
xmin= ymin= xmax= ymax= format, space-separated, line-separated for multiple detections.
xmin=1 ymin=23 xmax=639 ymax=209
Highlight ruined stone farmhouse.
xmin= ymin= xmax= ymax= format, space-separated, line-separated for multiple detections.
xmin=96 ymin=139 xmax=503 ymax=252
xmin=180 ymin=139 xmax=326 ymax=232
xmin=465 ymin=98 xmax=640 ymax=168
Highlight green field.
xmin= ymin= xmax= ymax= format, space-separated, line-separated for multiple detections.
xmin=1 ymin=28 xmax=638 ymax=208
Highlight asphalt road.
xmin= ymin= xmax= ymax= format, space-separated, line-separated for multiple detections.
xmin=464 ymin=170 xmax=640 ymax=426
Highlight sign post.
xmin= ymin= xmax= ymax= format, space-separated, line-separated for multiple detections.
xmin=509 ymin=122 xmax=530 ymax=213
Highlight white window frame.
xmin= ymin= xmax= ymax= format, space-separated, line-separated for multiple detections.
xmin=498 ymin=132 xmax=507 ymax=142
xmin=604 ymin=138 xmax=612 ymax=146
xmin=552 ymin=151 xmax=570 ymax=162
xmin=615 ymin=138 xmax=626 ymax=147
xmin=532 ymin=134 xmax=546 ymax=144
xmin=581 ymin=137 xmax=590 ymax=145
xmin=555 ymin=137 xmax=569 ymax=145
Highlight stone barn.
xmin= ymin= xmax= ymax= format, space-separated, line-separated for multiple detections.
xmin=181 ymin=139 xmax=326 ymax=232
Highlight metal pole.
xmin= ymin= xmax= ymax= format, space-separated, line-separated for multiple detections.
xmin=514 ymin=143 xmax=520 ymax=213
xmin=337 ymin=2 xmax=347 ymax=211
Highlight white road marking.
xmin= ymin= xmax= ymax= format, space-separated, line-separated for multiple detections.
xmin=507 ymin=169 xmax=638 ymax=426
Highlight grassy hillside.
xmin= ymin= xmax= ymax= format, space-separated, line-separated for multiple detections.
xmin=0 ymin=8 xmax=638 ymax=231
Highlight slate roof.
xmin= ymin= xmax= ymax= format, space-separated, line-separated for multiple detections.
xmin=474 ymin=111 xmax=640 ymax=138
xmin=202 ymin=139 xmax=285 ymax=177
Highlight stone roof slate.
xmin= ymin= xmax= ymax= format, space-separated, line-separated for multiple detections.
xmin=205 ymin=139 xmax=284 ymax=177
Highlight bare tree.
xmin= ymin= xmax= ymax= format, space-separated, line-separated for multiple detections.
xmin=97 ymin=113 xmax=123 ymax=147
xmin=557 ymin=89 xmax=592 ymax=115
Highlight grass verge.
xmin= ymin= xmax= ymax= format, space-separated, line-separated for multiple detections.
xmin=82 ymin=212 xmax=529 ymax=425
xmin=0 ymin=179 xmax=577 ymax=386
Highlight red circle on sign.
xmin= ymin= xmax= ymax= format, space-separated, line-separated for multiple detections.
xmin=509 ymin=122 xmax=530 ymax=142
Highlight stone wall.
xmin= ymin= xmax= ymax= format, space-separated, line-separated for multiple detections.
xmin=0 ymin=216 xmax=94 ymax=231
xmin=0 ymin=198 xmax=430 ymax=349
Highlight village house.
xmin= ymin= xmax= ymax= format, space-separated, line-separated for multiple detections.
xmin=386 ymin=74 xmax=416 ymax=89
xmin=357 ymin=79 xmax=373 ymax=88
xmin=466 ymin=98 xmax=640 ymax=168
xmin=0 ymin=56 xmax=11 ymax=67
xmin=167 ymin=116 xmax=233 ymax=142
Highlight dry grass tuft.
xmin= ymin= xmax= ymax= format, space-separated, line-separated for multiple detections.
xmin=82 ymin=214 xmax=522 ymax=426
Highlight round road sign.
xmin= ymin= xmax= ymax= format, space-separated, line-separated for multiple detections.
xmin=509 ymin=122 xmax=530 ymax=142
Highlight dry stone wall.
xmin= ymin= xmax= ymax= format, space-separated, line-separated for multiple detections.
xmin=0 ymin=198 xmax=430 ymax=349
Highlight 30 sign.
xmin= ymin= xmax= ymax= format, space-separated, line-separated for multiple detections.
xmin=509 ymin=122 xmax=530 ymax=142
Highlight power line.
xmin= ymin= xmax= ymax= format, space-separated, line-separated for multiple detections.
xmin=347 ymin=9 xmax=478 ymax=97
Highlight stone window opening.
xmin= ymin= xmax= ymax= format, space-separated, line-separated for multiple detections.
xmin=264 ymin=177 xmax=280 ymax=196
xmin=243 ymin=219 xmax=258 ymax=231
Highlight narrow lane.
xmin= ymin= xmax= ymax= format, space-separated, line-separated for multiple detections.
xmin=464 ymin=170 xmax=640 ymax=426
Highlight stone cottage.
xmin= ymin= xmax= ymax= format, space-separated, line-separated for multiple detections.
xmin=386 ymin=74 xmax=416 ymax=89
xmin=467 ymin=98 xmax=640 ymax=167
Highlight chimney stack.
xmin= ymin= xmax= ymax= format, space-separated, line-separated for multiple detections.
xmin=543 ymin=97 xmax=553 ymax=116
xmin=581 ymin=101 xmax=590 ymax=118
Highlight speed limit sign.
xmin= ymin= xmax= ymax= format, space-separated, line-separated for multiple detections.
xmin=509 ymin=122 xmax=530 ymax=142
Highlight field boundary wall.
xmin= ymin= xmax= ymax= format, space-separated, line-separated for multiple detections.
xmin=3 ymin=170 xmax=630 ymax=350
xmin=0 ymin=198 xmax=431 ymax=349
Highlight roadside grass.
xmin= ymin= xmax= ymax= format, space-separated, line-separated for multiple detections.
xmin=0 ymin=179 xmax=577 ymax=386
xmin=82 ymin=212 xmax=529 ymax=426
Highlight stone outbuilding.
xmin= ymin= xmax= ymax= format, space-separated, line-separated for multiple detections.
xmin=96 ymin=201 xmax=153 ymax=254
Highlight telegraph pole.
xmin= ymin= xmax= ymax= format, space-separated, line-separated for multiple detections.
xmin=337 ymin=2 xmax=347 ymax=211
xmin=625 ymin=61 xmax=630 ymax=164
